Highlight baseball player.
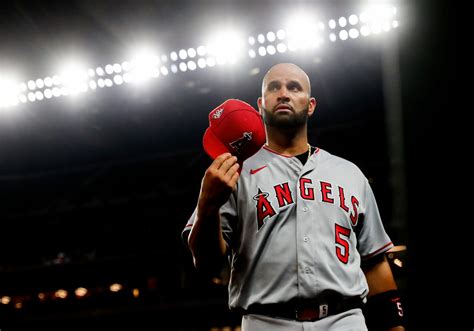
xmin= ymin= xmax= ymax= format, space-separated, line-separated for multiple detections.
xmin=183 ymin=63 xmax=405 ymax=330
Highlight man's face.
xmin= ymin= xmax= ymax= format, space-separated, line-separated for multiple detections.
xmin=258 ymin=64 xmax=316 ymax=129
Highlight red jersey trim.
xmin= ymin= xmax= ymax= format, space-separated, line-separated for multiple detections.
xmin=263 ymin=145 xmax=320 ymax=158
xmin=362 ymin=242 xmax=393 ymax=260
xmin=263 ymin=145 xmax=292 ymax=158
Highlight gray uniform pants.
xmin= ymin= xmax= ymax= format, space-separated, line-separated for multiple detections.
xmin=241 ymin=308 xmax=367 ymax=331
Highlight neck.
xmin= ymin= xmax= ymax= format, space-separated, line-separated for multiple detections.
xmin=265 ymin=125 xmax=309 ymax=155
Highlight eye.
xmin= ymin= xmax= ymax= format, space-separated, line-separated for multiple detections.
xmin=267 ymin=82 xmax=280 ymax=92
xmin=287 ymin=82 xmax=302 ymax=91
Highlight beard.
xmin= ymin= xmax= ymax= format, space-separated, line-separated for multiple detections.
xmin=261 ymin=103 xmax=309 ymax=129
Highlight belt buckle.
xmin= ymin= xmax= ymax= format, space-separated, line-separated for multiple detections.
xmin=295 ymin=304 xmax=329 ymax=321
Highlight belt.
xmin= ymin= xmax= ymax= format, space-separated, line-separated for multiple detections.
xmin=242 ymin=296 xmax=365 ymax=322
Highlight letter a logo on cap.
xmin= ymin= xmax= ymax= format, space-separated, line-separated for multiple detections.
xmin=203 ymin=99 xmax=265 ymax=161
xmin=230 ymin=132 xmax=253 ymax=153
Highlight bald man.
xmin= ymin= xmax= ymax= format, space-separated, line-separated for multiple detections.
xmin=186 ymin=63 xmax=405 ymax=331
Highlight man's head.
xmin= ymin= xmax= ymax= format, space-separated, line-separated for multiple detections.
xmin=257 ymin=63 xmax=316 ymax=130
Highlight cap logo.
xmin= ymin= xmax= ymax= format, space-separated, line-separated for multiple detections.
xmin=212 ymin=108 xmax=224 ymax=119
xmin=229 ymin=131 xmax=253 ymax=154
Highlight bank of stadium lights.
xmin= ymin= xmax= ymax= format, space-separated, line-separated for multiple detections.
xmin=0 ymin=5 xmax=398 ymax=109
xmin=328 ymin=5 xmax=399 ymax=42
xmin=1 ymin=282 xmax=146 ymax=310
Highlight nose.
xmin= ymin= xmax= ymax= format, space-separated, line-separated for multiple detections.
xmin=277 ymin=86 xmax=290 ymax=102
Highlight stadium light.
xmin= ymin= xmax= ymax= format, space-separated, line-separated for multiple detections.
xmin=110 ymin=283 xmax=123 ymax=292
xmin=205 ymin=29 xmax=245 ymax=64
xmin=58 ymin=63 xmax=89 ymax=95
xmin=0 ymin=77 xmax=20 ymax=108
xmin=129 ymin=49 xmax=161 ymax=84
xmin=1 ymin=296 xmax=11 ymax=305
xmin=54 ymin=289 xmax=68 ymax=299
xmin=75 ymin=287 xmax=88 ymax=297
xmin=360 ymin=4 xmax=397 ymax=35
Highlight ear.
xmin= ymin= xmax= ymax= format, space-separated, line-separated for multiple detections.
xmin=307 ymin=97 xmax=317 ymax=117
xmin=257 ymin=97 xmax=264 ymax=116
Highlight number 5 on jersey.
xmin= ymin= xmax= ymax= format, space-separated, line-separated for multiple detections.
xmin=335 ymin=223 xmax=351 ymax=264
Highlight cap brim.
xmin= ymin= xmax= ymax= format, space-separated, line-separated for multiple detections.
xmin=203 ymin=127 xmax=230 ymax=160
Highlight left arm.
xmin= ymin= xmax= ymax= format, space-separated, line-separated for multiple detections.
xmin=363 ymin=255 xmax=405 ymax=331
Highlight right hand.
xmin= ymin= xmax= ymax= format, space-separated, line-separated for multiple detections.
xmin=198 ymin=153 xmax=240 ymax=211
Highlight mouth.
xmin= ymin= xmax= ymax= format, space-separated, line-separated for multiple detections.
xmin=274 ymin=104 xmax=293 ymax=112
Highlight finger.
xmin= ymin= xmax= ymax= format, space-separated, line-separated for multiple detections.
xmin=224 ymin=162 xmax=240 ymax=179
xmin=218 ymin=155 xmax=238 ymax=173
xmin=229 ymin=171 xmax=240 ymax=188
xmin=210 ymin=153 xmax=232 ymax=170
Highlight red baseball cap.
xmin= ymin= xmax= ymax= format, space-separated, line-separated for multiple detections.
xmin=203 ymin=99 xmax=266 ymax=161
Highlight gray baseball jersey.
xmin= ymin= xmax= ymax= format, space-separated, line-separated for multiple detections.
xmin=183 ymin=145 xmax=393 ymax=310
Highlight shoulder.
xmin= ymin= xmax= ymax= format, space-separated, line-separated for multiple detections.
xmin=240 ymin=147 xmax=272 ymax=174
xmin=316 ymin=148 xmax=367 ymax=180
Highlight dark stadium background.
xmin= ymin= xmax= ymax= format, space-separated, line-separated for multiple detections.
xmin=0 ymin=0 xmax=452 ymax=330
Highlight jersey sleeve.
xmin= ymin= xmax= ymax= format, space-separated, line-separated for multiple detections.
xmin=357 ymin=178 xmax=394 ymax=260
xmin=181 ymin=208 xmax=197 ymax=247
xmin=219 ymin=190 xmax=238 ymax=249
xmin=180 ymin=191 xmax=238 ymax=250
